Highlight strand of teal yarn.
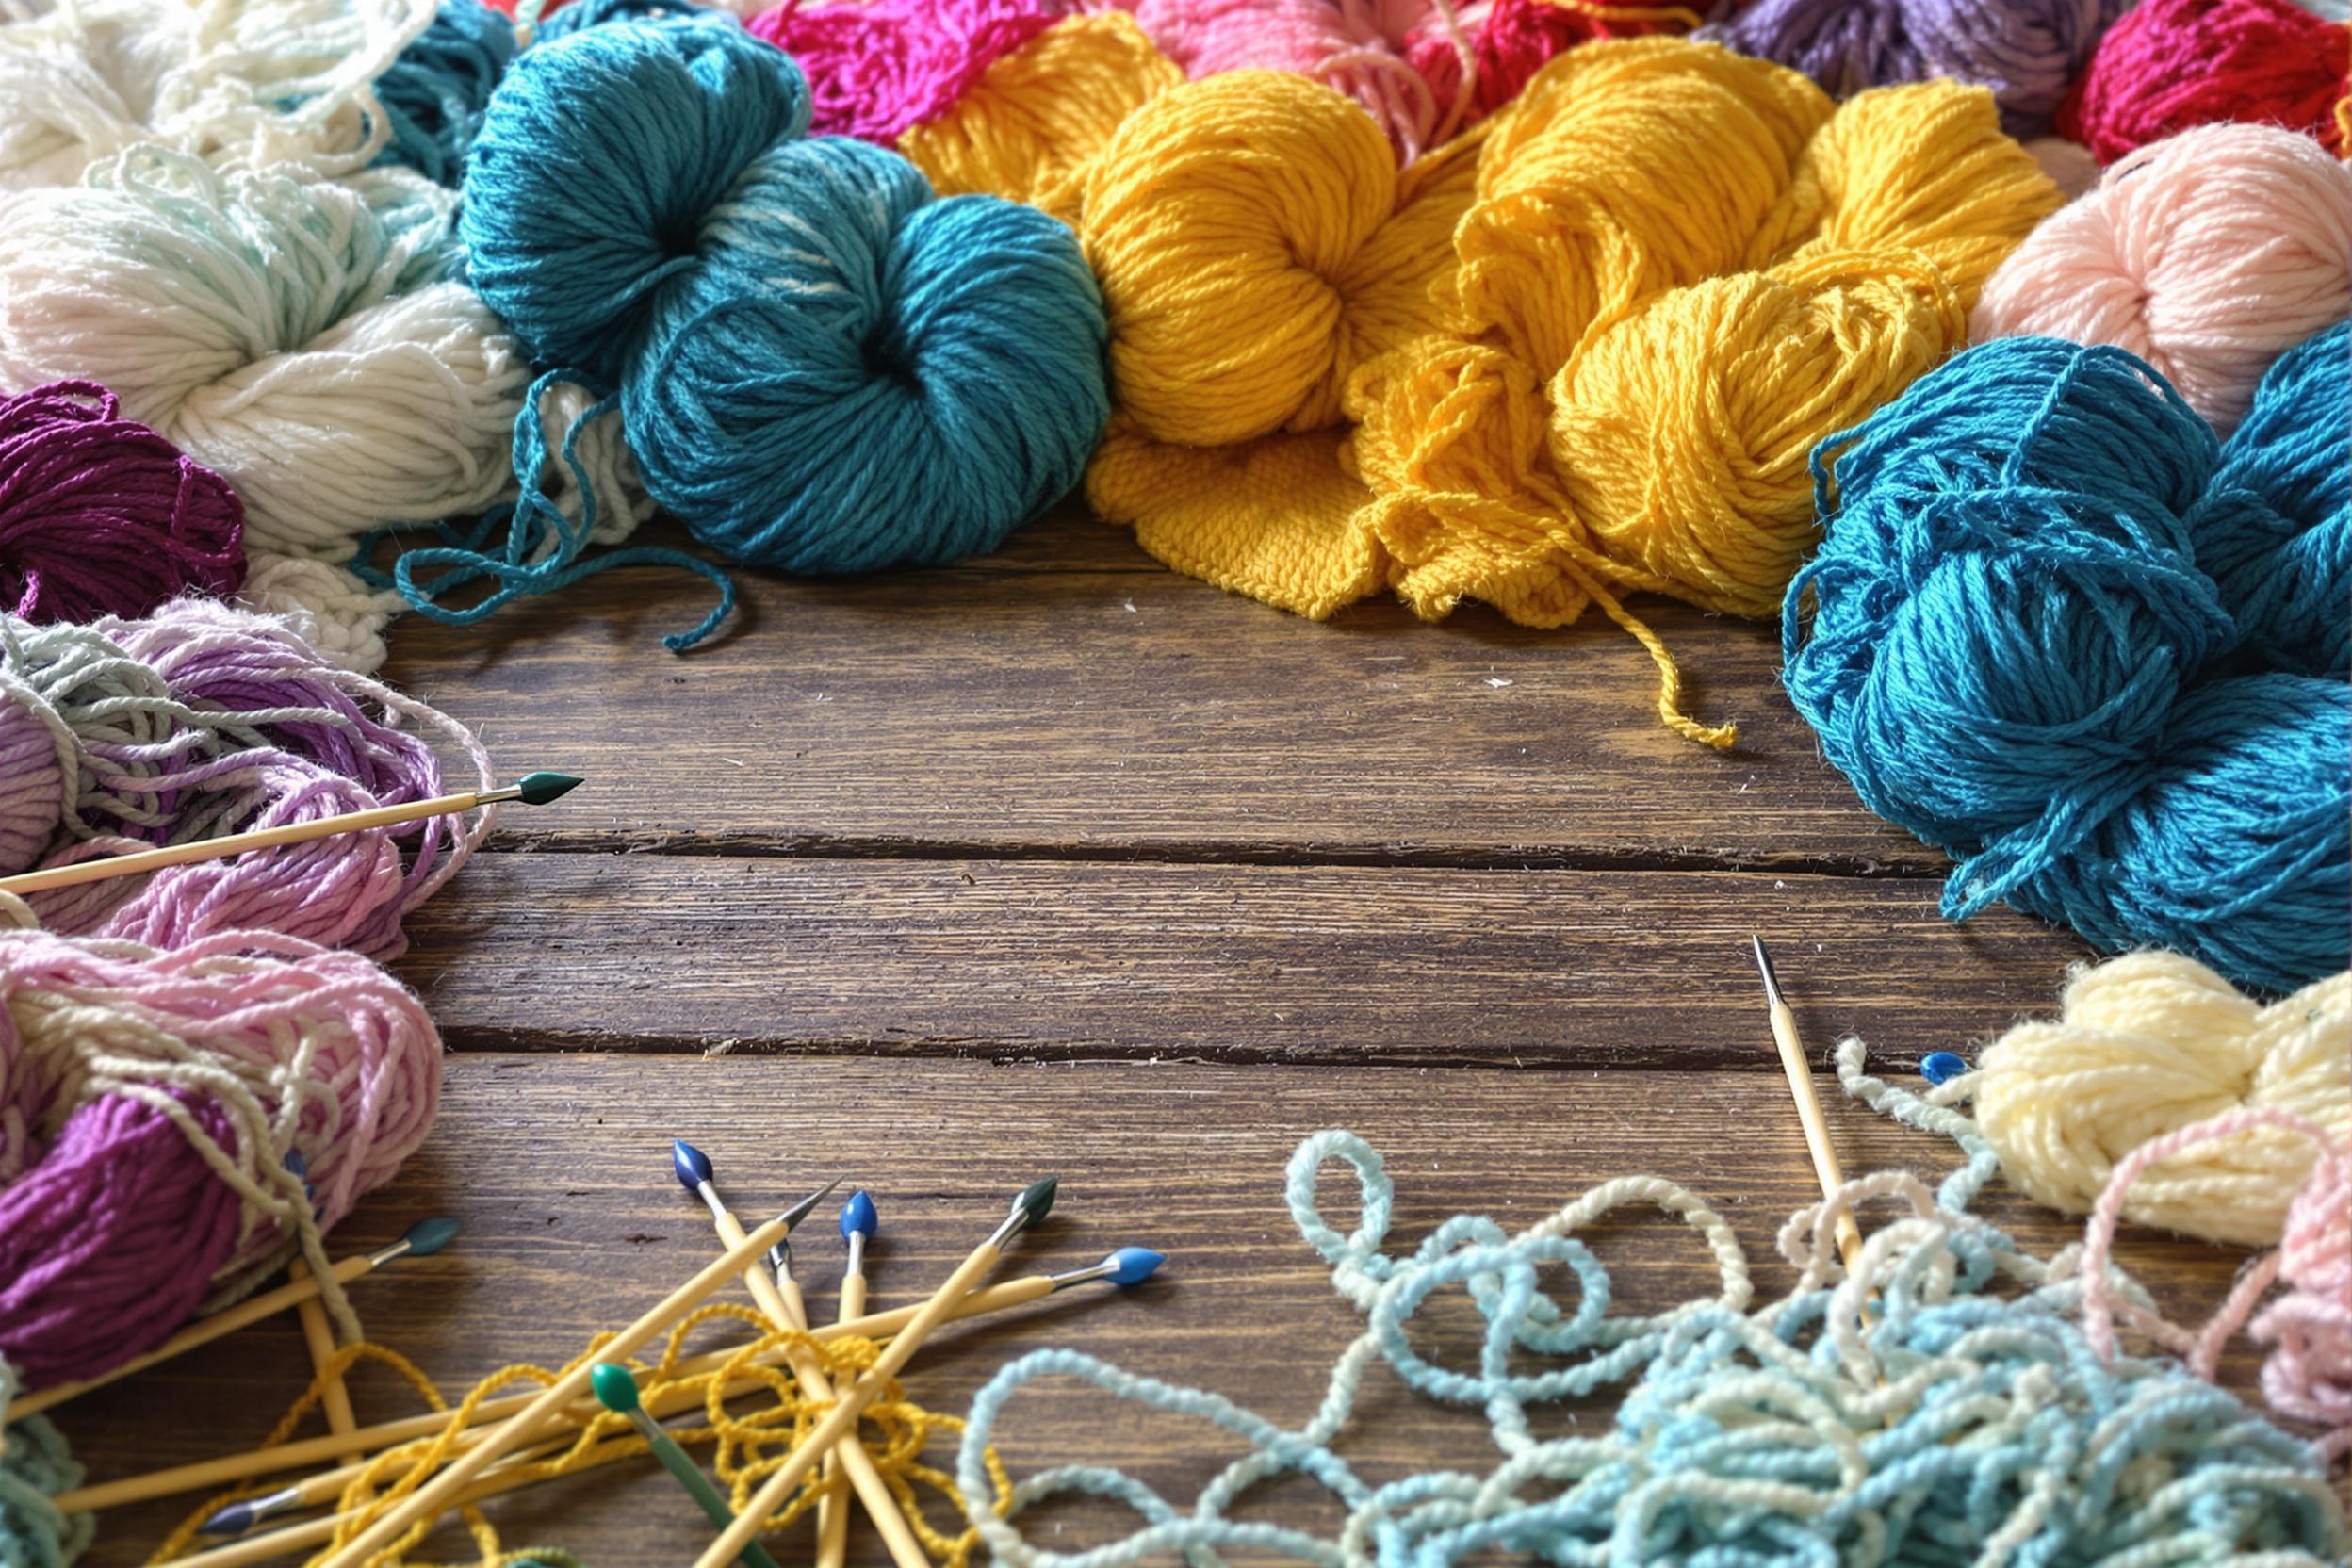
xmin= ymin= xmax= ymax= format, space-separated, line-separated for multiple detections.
xmin=371 ymin=0 xmax=521 ymax=186
xmin=1782 ymin=324 xmax=2349 ymax=993
xmin=959 ymin=1125 xmax=2348 ymax=1565
xmin=0 ymin=1362 xmax=88 ymax=1568
xmin=398 ymin=11 xmax=1110 ymax=646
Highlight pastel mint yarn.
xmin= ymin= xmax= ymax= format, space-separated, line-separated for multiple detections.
xmin=447 ymin=12 xmax=1109 ymax=601
xmin=958 ymin=1128 xmax=2347 ymax=1567
xmin=0 ymin=1363 xmax=85 ymax=1568
xmin=1784 ymin=328 xmax=2349 ymax=993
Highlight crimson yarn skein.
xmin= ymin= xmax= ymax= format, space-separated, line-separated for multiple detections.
xmin=2059 ymin=0 xmax=2352 ymax=162
xmin=0 ymin=383 xmax=244 ymax=626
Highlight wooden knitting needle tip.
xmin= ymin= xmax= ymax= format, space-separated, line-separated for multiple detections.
xmin=0 ymin=773 xmax=584 ymax=896
xmin=591 ymin=1364 xmax=782 ymax=1568
xmin=6 ymin=1217 xmax=460 ymax=1421
xmin=1752 ymin=937 xmax=1866 ymax=1277
xmin=691 ymin=1178 xmax=1057 ymax=1568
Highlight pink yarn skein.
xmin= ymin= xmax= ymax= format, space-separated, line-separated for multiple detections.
xmin=2082 ymin=1108 xmax=2352 ymax=1459
xmin=747 ymin=0 xmax=1075 ymax=142
xmin=1970 ymin=122 xmax=2352 ymax=435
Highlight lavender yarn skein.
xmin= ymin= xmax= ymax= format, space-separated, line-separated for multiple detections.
xmin=1705 ymin=0 xmax=2129 ymax=133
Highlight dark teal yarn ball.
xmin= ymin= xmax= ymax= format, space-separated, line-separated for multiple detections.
xmin=373 ymin=0 xmax=520 ymax=186
xmin=1784 ymin=331 xmax=2349 ymax=993
xmin=458 ymin=14 xmax=1109 ymax=574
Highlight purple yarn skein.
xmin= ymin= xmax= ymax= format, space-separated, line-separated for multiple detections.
xmin=0 ymin=381 xmax=246 ymax=625
xmin=1704 ymin=0 xmax=2129 ymax=134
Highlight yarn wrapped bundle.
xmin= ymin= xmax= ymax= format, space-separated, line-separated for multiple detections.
xmin=448 ymin=12 xmax=1110 ymax=612
xmin=2056 ymin=0 xmax=2352 ymax=163
xmin=960 ymin=1126 xmax=2349 ymax=1566
xmin=1784 ymin=326 xmax=2351 ymax=990
xmin=746 ymin=0 xmax=1071 ymax=145
xmin=0 ymin=383 xmax=245 ymax=625
xmin=1082 ymin=39 xmax=2054 ymax=745
xmin=1401 ymin=0 xmax=1691 ymax=122
xmin=1702 ymin=0 xmax=2129 ymax=135
xmin=0 ymin=1365 xmax=86 ymax=1568
xmin=0 ymin=602 xmax=491 ymax=959
xmin=1972 ymin=124 xmax=2352 ymax=435
xmin=369 ymin=0 xmax=521 ymax=185
xmin=0 ymin=925 xmax=439 ymax=1390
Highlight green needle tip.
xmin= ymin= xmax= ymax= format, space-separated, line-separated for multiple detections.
xmin=1016 ymin=1176 xmax=1058 ymax=1227
xmin=514 ymin=771 xmax=584 ymax=806
xmin=590 ymin=1363 xmax=641 ymax=1413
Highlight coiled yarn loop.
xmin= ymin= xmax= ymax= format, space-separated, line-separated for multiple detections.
xmin=1785 ymin=327 xmax=2350 ymax=990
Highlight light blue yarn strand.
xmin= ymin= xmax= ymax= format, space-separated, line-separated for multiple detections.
xmin=0 ymin=1362 xmax=89 ymax=1568
xmin=1783 ymin=330 xmax=2350 ymax=993
xmin=958 ymin=1120 xmax=2348 ymax=1568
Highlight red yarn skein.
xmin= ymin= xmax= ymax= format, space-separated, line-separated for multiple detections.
xmin=1406 ymin=0 xmax=1689 ymax=119
xmin=2057 ymin=0 xmax=2352 ymax=164
xmin=0 ymin=382 xmax=245 ymax=626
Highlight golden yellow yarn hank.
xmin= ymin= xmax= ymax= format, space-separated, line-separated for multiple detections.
xmin=156 ymin=1303 xmax=998 ymax=1568
xmin=1961 ymin=956 xmax=2351 ymax=1248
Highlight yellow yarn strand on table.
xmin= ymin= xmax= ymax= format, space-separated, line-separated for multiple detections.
xmin=1954 ymin=954 xmax=2351 ymax=1248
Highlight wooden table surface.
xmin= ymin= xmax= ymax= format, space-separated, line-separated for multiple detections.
xmin=58 ymin=512 xmax=2263 ymax=1565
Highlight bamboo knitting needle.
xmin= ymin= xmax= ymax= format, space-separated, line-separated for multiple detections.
xmin=282 ymin=1153 xmax=363 ymax=1468
xmin=819 ymin=1190 xmax=880 ymax=1568
xmin=672 ymin=1145 xmax=926 ymax=1568
xmin=310 ymin=1215 xmax=791 ymax=1568
xmin=61 ymin=1250 xmax=1163 ymax=1515
xmin=1752 ymin=936 xmax=1866 ymax=1276
xmin=6 ymin=1218 xmax=462 ymax=1422
xmin=691 ymin=1178 xmax=1058 ymax=1568
xmin=0 ymin=773 xmax=582 ymax=896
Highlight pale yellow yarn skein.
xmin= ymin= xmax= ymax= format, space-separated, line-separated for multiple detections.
xmin=1966 ymin=954 xmax=2351 ymax=1248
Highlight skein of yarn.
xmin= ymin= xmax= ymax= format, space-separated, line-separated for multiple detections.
xmin=746 ymin=0 xmax=1070 ymax=145
xmin=0 ymin=383 xmax=245 ymax=625
xmin=961 ymin=1128 xmax=2349 ymax=1565
xmin=2057 ymin=0 xmax=2352 ymax=162
xmin=369 ymin=0 xmax=521 ymax=185
xmin=449 ymin=13 xmax=1109 ymax=598
xmin=1972 ymin=124 xmax=2352 ymax=435
xmin=0 ymin=1371 xmax=86 ymax=1568
xmin=0 ymin=925 xmax=440 ymax=1388
xmin=1702 ymin=0 xmax=2128 ymax=134
xmin=1951 ymin=954 xmax=2350 ymax=1246
xmin=0 ymin=602 xmax=492 ymax=958
xmin=1784 ymin=327 xmax=2351 ymax=990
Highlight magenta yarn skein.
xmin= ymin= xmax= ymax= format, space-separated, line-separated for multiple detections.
xmin=0 ymin=928 xmax=441 ymax=1388
xmin=0 ymin=382 xmax=245 ymax=626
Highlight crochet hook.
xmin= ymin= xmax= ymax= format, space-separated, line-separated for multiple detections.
xmin=0 ymin=772 xmax=583 ymax=896
xmin=1753 ymin=936 xmax=1867 ymax=1275
xmin=673 ymin=1144 xmax=927 ymax=1568
xmin=5 ymin=1217 xmax=460 ymax=1422
xmin=692 ymin=1178 xmax=1059 ymax=1568
xmin=592 ymin=1364 xmax=783 ymax=1568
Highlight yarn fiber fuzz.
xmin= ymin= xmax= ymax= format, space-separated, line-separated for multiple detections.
xmin=1972 ymin=123 xmax=2352 ymax=435
xmin=2057 ymin=0 xmax=2352 ymax=162
xmin=0 ymin=382 xmax=245 ymax=624
xmin=0 ymin=926 xmax=440 ymax=1389
xmin=1783 ymin=325 xmax=2350 ymax=991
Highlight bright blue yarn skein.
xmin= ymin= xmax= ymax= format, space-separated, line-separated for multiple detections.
xmin=457 ymin=14 xmax=1111 ymax=578
xmin=372 ymin=0 xmax=520 ymax=186
xmin=1784 ymin=328 xmax=2349 ymax=994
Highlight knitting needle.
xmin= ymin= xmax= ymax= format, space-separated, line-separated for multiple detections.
xmin=691 ymin=1178 xmax=1058 ymax=1568
xmin=281 ymin=1153 xmax=363 ymax=1468
xmin=5 ymin=1218 xmax=462 ymax=1421
xmin=310 ymin=1215 xmax=791 ymax=1568
xmin=818 ymin=1190 xmax=880 ymax=1568
xmin=591 ymin=1364 xmax=784 ymax=1568
xmin=673 ymin=1144 xmax=926 ymax=1568
xmin=1752 ymin=936 xmax=1866 ymax=1276
xmin=65 ymin=1249 xmax=1162 ymax=1516
xmin=0 ymin=772 xmax=582 ymax=896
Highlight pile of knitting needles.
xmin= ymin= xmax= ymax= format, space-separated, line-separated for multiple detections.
xmin=45 ymin=1154 xmax=1161 ymax=1568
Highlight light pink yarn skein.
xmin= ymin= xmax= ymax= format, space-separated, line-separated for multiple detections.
xmin=1971 ymin=122 xmax=2352 ymax=433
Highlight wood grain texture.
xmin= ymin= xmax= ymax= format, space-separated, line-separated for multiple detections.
xmin=395 ymin=856 xmax=2088 ymax=1065
xmin=61 ymin=1056 xmax=2259 ymax=1568
xmin=380 ymin=513 xmax=1948 ymax=873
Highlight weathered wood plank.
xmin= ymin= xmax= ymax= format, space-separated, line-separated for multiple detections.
xmin=60 ymin=1055 xmax=2262 ymax=1568
xmin=382 ymin=513 xmax=1943 ymax=873
xmin=396 ymin=856 xmax=2087 ymax=1066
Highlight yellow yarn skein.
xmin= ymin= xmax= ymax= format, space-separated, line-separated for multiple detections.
xmin=899 ymin=13 xmax=1183 ymax=229
xmin=1964 ymin=954 xmax=2351 ymax=1248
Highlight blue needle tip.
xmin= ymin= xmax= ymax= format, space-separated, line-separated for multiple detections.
xmin=1105 ymin=1248 xmax=1165 ymax=1286
xmin=402 ymin=1217 xmax=463 ymax=1257
xmin=841 ymin=1188 xmax=878 ymax=1240
xmin=1919 ymin=1051 xmax=1968 ymax=1086
xmin=671 ymin=1138 xmax=713 ymax=1191
xmin=197 ymin=1499 xmax=256 ymax=1536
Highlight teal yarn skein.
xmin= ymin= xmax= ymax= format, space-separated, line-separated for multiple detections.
xmin=1784 ymin=328 xmax=2349 ymax=993
xmin=372 ymin=0 xmax=520 ymax=187
xmin=454 ymin=14 xmax=1110 ymax=584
